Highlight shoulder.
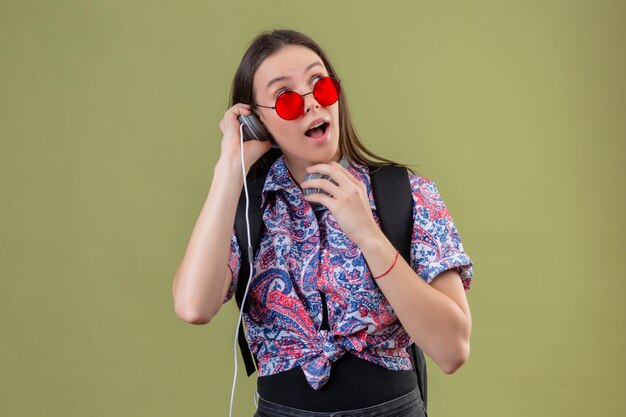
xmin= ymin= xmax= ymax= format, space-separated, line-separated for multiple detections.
xmin=407 ymin=170 xmax=435 ymax=191
xmin=406 ymin=171 xmax=444 ymax=207
xmin=405 ymin=172 xmax=455 ymax=226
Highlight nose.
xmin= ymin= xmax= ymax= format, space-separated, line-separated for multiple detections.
xmin=303 ymin=91 xmax=320 ymax=114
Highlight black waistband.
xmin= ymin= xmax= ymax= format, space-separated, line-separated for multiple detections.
xmin=256 ymin=352 xmax=418 ymax=412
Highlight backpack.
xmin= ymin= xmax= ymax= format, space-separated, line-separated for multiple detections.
xmin=233 ymin=150 xmax=428 ymax=411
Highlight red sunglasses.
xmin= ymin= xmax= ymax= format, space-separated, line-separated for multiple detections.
xmin=255 ymin=76 xmax=341 ymax=120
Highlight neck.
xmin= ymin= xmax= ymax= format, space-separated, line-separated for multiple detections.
xmin=284 ymin=151 xmax=342 ymax=188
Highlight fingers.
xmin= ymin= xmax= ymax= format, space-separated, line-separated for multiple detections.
xmin=302 ymin=177 xmax=342 ymax=199
xmin=225 ymin=103 xmax=252 ymax=118
xmin=220 ymin=103 xmax=253 ymax=134
xmin=304 ymin=161 xmax=361 ymax=190
xmin=301 ymin=163 xmax=361 ymax=199
xmin=302 ymin=189 xmax=335 ymax=209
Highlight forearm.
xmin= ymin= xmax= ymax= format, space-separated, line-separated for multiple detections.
xmin=172 ymin=157 xmax=246 ymax=323
xmin=357 ymin=229 xmax=470 ymax=374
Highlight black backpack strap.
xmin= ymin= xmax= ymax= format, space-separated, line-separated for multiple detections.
xmin=233 ymin=150 xmax=281 ymax=377
xmin=369 ymin=165 xmax=413 ymax=258
xmin=409 ymin=340 xmax=428 ymax=411
xmin=370 ymin=164 xmax=428 ymax=411
xmin=233 ymin=174 xmax=265 ymax=376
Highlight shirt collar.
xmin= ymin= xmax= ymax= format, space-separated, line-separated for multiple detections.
xmin=260 ymin=155 xmax=300 ymax=208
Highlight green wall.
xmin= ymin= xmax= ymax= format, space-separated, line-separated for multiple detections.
xmin=1 ymin=1 xmax=624 ymax=416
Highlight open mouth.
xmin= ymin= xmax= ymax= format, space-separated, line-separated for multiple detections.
xmin=304 ymin=122 xmax=329 ymax=138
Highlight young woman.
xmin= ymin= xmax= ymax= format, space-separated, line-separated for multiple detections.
xmin=172 ymin=29 xmax=474 ymax=417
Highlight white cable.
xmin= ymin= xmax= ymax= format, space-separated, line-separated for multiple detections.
xmin=229 ymin=122 xmax=257 ymax=417
xmin=226 ymin=123 xmax=321 ymax=415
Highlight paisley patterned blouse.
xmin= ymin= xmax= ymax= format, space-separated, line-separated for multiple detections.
xmin=223 ymin=155 xmax=473 ymax=390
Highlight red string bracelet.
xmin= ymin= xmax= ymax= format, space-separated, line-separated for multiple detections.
xmin=373 ymin=251 xmax=400 ymax=280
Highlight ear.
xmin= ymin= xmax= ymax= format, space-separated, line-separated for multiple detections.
xmin=252 ymin=107 xmax=265 ymax=123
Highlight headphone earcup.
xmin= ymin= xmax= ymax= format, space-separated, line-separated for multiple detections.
xmin=238 ymin=114 xmax=279 ymax=149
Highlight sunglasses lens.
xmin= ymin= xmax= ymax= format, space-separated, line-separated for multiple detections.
xmin=275 ymin=91 xmax=304 ymax=120
xmin=313 ymin=77 xmax=340 ymax=106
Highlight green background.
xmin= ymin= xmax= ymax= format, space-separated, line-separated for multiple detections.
xmin=1 ymin=1 xmax=624 ymax=416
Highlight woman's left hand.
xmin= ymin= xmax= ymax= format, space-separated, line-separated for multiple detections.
xmin=301 ymin=161 xmax=380 ymax=246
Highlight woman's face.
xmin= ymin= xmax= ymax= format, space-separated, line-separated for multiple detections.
xmin=253 ymin=45 xmax=341 ymax=173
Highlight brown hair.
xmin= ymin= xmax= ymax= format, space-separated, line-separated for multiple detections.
xmin=229 ymin=28 xmax=420 ymax=178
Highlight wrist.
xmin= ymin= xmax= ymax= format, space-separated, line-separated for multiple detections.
xmin=357 ymin=228 xmax=400 ymax=280
xmin=357 ymin=227 xmax=390 ymax=258
xmin=216 ymin=156 xmax=249 ymax=177
xmin=373 ymin=251 xmax=400 ymax=280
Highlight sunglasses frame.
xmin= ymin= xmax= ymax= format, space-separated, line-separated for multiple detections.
xmin=254 ymin=75 xmax=342 ymax=120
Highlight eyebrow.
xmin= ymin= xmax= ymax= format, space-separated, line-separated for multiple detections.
xmin=266 ymin=62 xmax=324 ymax=92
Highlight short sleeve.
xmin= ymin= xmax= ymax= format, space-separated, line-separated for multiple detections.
xmin=223 ymin=226 xmax=241 ymax=304
xmin=408 ymin=174 xmax=474 ymax=291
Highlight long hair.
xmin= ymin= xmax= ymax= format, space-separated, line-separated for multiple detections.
xmin=229 ymin=29 xmax=420 ymax=178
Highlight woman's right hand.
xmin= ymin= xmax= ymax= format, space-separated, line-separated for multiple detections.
xmin=218 ymin=103 xmax=273 ymax=170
